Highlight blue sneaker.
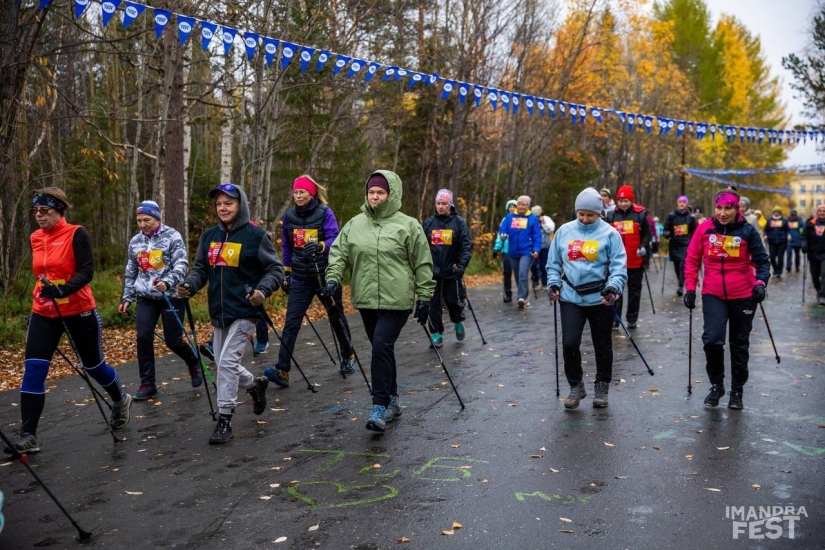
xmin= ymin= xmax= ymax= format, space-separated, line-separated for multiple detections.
xmin=383 ymin=396 xmax=401 ymax=423
xmin=366 ymin=405 xmax=387 ymax=432
xmin=254 ymin=341 xmax=269 ymax=356
xmin=188 ymin=365 xmax=204 ymax=388
xmin=455 ymin=322 xmax=465 ymax=341
xmin=264 ymin=367 xmax=289 ymax=388
xmin=430 ymin=332 xmax=443 ymax=348
xmin=134 ymin=383 xmax=158 ymax=400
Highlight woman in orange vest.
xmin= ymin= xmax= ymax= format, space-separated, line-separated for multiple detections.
xmin=6 ymin=188 xmax=132 ymax=455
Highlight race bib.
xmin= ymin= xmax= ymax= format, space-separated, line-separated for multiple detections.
xmin=567 ymin=239 xmax=599 ymax=262
xmin=36 ymin=278 xmax=69 ymax=306
xmin=788 ymin=221 xmax=799 ymax=230
xmin=293 ymin=228 xmax=319 ymax=248
xmin=430 ymin=229 xmax=453 ymax=245
xmin=770 ymin=220 xmax=783 ymax=228
xmin=136 ymin=249 xmax=165 ymax=272
xmin=673 ymin=224 xmax=688 ymax=236
xmin=510 ymin=217 xmax=528 ymax=229
xmin=208 ymin=242 xmax=242 ymax=267
xmin=613 ymin=220 xmax=635 ymax=234
xmin=816 ymin=226 xmax=824 ymax=237
xmin=707 ymin=234 xmax=741 ymax=258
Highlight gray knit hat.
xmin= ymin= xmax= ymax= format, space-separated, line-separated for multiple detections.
xmin=575 ymin=187 xmax=603 ymax=214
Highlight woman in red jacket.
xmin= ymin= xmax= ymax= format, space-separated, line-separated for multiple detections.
xmin=6 ymin=188 xmax=132 ymax=455
xmin=683 ymin=187 xmax=770 ymax=410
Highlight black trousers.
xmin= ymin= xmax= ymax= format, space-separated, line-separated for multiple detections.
xmin=672 ymin=259 xmax=686 ymax=288
xmin=810 ymin=256 xmax=825 ymax=295
xmin=359 ymin=309 xmax=408 ymax=407
xmin=701 ymin=294 xmax=755 ymax=390
xmin=136 ymin=296 xmax=198 ymax=385
xmin=768 ymin=242 xmax=787 ymax=275
xmin=559 ymin=301 xmax=614 ymax=386
xmin=428 ymin=277 xmax=465 ymax=334
xmin=785 ymin=245 xmax=801 ymax=271
xmin=614 ymin=267 xmax=644 ymax=324
xmin=502 ymin=257 xmax=512 ymax=299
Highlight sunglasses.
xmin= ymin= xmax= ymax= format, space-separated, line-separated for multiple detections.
xmin=31 ymin=207 xmax=53 ymax=215
xmin=214 ymin=184 xmax=237 ymax=192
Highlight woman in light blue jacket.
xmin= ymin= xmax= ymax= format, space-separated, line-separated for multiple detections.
xmin=546 ymin=188 xmax=627 ymax=410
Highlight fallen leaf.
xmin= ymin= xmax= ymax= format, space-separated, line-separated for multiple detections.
xmin=649 ymin=388 xmax=660 ymax=392
xmin=124 ymin=491 xmax=143 ymax=495
xmin=530 ymin=455 xmax=542 ymax=459
xmin=717 ymin=447 xmax=730 ymax=451
xmin=270 ymin=466 xmax=283 ymax=470
xmin=689 ymin=415 xmax=700 ymax=419
xmin=372 ymin=463 xmax=382 ymax=469
xmin=760 ymin=393 xmax=770 ymax=397
xmin=458 ymin=465 xmax=472 ymax=470
xmin=452 ymin=522 xmax=462 ymax=529
xmin=604 ymin=442 xmax=616 ymax=447
xmin=751 ymin=484 xmax=761 ymax=489
xmin=539 ymin=447 xmax=546 ymax=452
xmin=619 ymin=378 xmax=626 ymax=383
xmin=497 ymin=384 xmax=505 ymax=388
xmin=283 ymin=457 xmax=293 ymax=461
xmin=482 ymin=479 xmax=488 ymax=483
xmin=614 ymin=476 xmax=628 ymax=479
xmin=308 ymin=523 xmax=319 ymax=531
xmin=451 ymin=444 xmax=460 ymax=448
xmin=508 ymin=403 xmax=518 ymax=407
xmin=269 ymin=483 xmax=280 ymax=488
xmin=274 ymin=536 xmax=287 ymax=543
xmin=704 ymin=488 xmax=722 ymax=492
xmin=441 ymin=529 xmax=455 ymax=535
xmin=397 ymin=537 xmax=411 ymax=543
xmin=653 ymin=446 xmax=661 ymax=451
xmin=685 ymin=455 xmax=693 ymax=461
xmin=260 ymin=496 xmax=272 ymax=500
xmin=550 ymin=468 xmax=559 ymax=473
xmin=590 ymin=482 xmax=597 ymax=487
xmin=559 ymin=529 xmax=574 ymax=534
xmin=153 ymin=401 xmax=162 ymax=406
xmin=559 ymin=517 xmax=572 ymax=523
xmin=780 ymin=470 xmax=792 ymax=473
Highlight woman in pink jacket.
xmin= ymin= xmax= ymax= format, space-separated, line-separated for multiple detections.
xmin=683 ymin=187 xmax=770 ymax=411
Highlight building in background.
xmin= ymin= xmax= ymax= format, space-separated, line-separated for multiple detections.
xmin=788 ymin=171 xmax=825 ymax=218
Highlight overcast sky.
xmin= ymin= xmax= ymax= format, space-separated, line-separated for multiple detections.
xmin=703 ymin=0 xmax=822 ymax=166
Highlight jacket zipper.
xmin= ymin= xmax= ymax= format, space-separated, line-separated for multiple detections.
xmin=720 ymin=225 xmax=728 ymax=299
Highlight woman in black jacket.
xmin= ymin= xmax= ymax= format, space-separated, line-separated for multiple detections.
xmin=663 ymin=195 xmax=696 ymax=296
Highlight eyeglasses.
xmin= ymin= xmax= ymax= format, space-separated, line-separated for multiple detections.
xmin=31 ymin=207 xmax=53 ymax=215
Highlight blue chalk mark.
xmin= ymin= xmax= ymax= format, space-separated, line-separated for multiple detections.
xmin=320 ymin=406 xmax=343 ymax=414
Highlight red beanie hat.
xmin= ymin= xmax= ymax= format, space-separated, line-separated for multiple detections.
xmin=616 ymin=184 xmax=634 ymax=202
xmin=293 ymin=176 xmax=317 ymax=197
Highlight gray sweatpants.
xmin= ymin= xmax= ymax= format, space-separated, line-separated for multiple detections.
xmin=213 ymin=318 xmax=256 ymax=415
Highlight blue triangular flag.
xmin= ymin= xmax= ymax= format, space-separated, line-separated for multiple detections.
xmin=709 ymin=124 xmax=716 ymax=140
xmin=537 ymin=98 xmax=545 ymax=117
xmin=487 ymin=89 xmax=498 ymax=111
xmin=347 ymin=59 xmax=365 ymax=79
xmin=39 ymin=0 xmax=52 ymax=9
xmin=408 ymin=72 xmax=425 ymax=89
xmin=570 ymin=104 xmax=578 ymax=124
xmin=676 ymin=120 xmax=686 ymax=137
xmin=101 ymin=0 xmax=122 ymax=27
xmin=524 ymin=95 xmax=534 ymax=115
xmin=75 ymin=0 xmax=92 ymax=19
xmin=441 ymin=80 xmax=456 ymax=100
xmin=616 ymin=111 xmax=626 ymax=123
xmin=393 ymin=69 xmax=409 ymax=82
xmin=221 ymin=27 xmax=237 ymax=56
xmin=656 ymin=117 xmax=666 ymax=134
xmin=365 ymin=62 xmax=380 ymax=82
xmin=315 ymin=50 xmax=331 ymax=71
xmin=176 ymin=15 xmax=195 ymax=46
xmin=590 ymin=107 xmax=601 ymax=123
xmin=153 ymin=9 xmax=170 ymax=39
xmin=458 ymin=83 xmax=470 ymax=104
xmin=500 ymin=91 xmax=511 ymax=113
xmin=644 ymin=116 xmax=653 ymax=134
xmin=427 ymin=73 xmax=440 ymax=86
xmin=280 ymin=42 xmax=297 ymax=70
xmin=627 ymin=113 xmax=635 ymax=132
xmin=548 ymin=100 xmax=556 ymax=119
xmin=758 ymin=129 xmax=765 ymax=144
xmin=382 ymin=67 xmax=397 ymax=82
xmin=579 ymin=106 xmax=587 ymax=124
xmin=696 ymin=124 xmax=707 ymax=140
xmin=298 ymin=46 xmax=315 ymax=73
xmin=739 ymin=127 xmax=745 ymax=142
xmin=332 ymin=54 xmax=350 ymax=76
xmin=122 ymin=1 xmax=145 ymax=28
xmin=262 ymin=37 xmax=279 ymax=66
xmin=511 ymin=93 xmax=520 ymax=115
xmin=666 ymin=119 xmax=675 ymax=135
xmin=243 ymin=32 xmax=259 ymax=61
xmin=558 ymin=101 xmax=566 ymax=115
xmin=473 ymin=85 xmax=483 ymax=107
xmin=201 ymin=21 xmax=219 ymax=52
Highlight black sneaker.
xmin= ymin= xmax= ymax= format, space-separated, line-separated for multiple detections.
xmin=110 ymin=394 xmax=133 ymax=429
xmin=612 ymin=322 xmax=620 ymax=331
xmin=593 ymin=381 xmax=609 ymax=408
xmin=627 ymin=322 xmax=638 ymax=329
xmin=134 ymin=383 xmax=158 ymax=401
xmin=209 ymin=414 xmax=233 ymax=444
xmin=728 ymin=391 xmax=744 ymax=410
xmin=3 ymin=433 xmax=40 ymax=455
xmin=199 ymin=343 xmax=214 ymax=362
xmin=704 ymin=385 xmax=725 ymax=408
xmin=247 ymin=376 xmax=268 ymax=415
xmin=676 ymin=287 xmax=684 ymax=296
xmin=503 ymin=295 xmax=512 ymax=303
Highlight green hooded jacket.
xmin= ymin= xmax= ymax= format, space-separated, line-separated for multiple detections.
xmin=327 ymin=170 xmax=435 ymax=310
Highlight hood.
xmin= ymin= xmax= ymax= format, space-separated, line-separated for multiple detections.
xmin=216 ymin=186 xmax=252 ymax=231
xmin=505 ymin=199 xmax=518 ymax=212
xmin=363 ymin=170 xmax=402 ymax=220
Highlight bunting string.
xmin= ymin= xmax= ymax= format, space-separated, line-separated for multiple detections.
xmin=686 ymin=163 xmax=825 ymax=176
xmin=40 ymin=0 xmax=825 ymax=149
xmin=683 ymin=168 xmax=793 ymax=195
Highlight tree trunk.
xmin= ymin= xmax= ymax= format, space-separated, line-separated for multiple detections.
xmin=162 ymin=27 xmax=186 ymax=238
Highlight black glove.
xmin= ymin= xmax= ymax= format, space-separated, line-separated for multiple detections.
xmin=321 ymin=280 xmax=339 ymax=298
xmin=39 ymin=284 xmax=66 ymax=299
xmin=600 ymin=286 xmax=618 ymax=305
xmin=492 ymin=251 xmax=499 ymax=260
xmin=303 ymin=241 xmax=321 ymax=255
xmin=752 ymin=283 xmax=767 ymax=303
xmin=414 ymin=300 xmax=430 ymax=326
xmin=683 ymin=290 xmax=696 ymax=310
xmin=453 ymin=264 xmax=465 ymax=277
xmin=547 ymin=285 xmax=560 ymax=302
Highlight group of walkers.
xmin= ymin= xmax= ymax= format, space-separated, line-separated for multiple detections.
xmin=8 ymin=176 xmax=825 ymax=454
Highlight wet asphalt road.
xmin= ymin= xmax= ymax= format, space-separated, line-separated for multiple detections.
xmin=0 ymin=260 xmax=823 ymax=549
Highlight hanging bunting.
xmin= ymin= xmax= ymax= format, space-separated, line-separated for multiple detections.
xmin=500 ymin=91 xmax=511 ymax=113
xmin=221 ymin=27 xmax=237 ymax=56
xmin=39 ymin=0 xmax=52 ymax=9
xmin=559 ymin=102 xmax=566 ymax=116
xmin=101 ymin=0 xmax=122 ymax=27
xmin=243 ymin=32 xmax=259 ymax=60
xmin=394 ymin=69 xmax=409 ymax=82
xmin=441 ymin=80 xmax=456 ymax=100
xmin=570 ymin=104 xmax=578 ymax=124
xmin=524 ymin=95 xmax=534 ymax=116
xmin=365 ymin=62 xmax=380 ymax=82
xmin=627 ymin=113 xmax=635 ymax=132
xmin=709 ymin=124 xmax=717 ymax=140
xmin=427 ymin=73 xmax=440 ymax=86
xmin=382 ymin=67 xmax=397 ymax=82
xmin=643 ymin=116 xmax=653 ymax=134
xmin=74 ymin=0 xmax=91 ymax=19
xmin=332 ymin=54 xmax=350 ymax=76
xmin=122 ymin=1 xmax=145 ymax=28
xmin=676 ymin=120 xmax=686 ymax=137
xmin=298 ymin=46 xmax=314 ymax=73
xmin=201 ymin=22 xmax=219 ymax=52
xmin=153 ymin=9 xmax=171 ymax=39
xmin=280 ymin=42 xmax=297 ymax=70
xmin=458 ymin=83 xmax=470 ymax=104
xmin=537 ymin=98 xmax=545 ymax=117
xmin=590 ymin=107 xmax=601 ymax=123
xmin=177 ymin=15 xmax=195 ymax=46
xmin=548 ymin=100 xmax=556 ymax=119
xmin=487 ymin=89 xmax=498 ymax=111
xmin=696 ymin=124 xmax=707 ymax=140
xmin=315 ymin=50 xmax=331 ymax=72
xmin=347 ymin=59 xmax=365 ymax=79
xmin=656 ymin=117 xmax=667 ymax=135
xmin=408 ymin=72 xmax=425 ymax=89
xmin=262 ymin=37 xmax=279 ymax=67
xmin=473 ymin=85 xmax=483 ymax=107
xmin=758 ymin=129 xmax=765 ymax=144
xmin=511 ymin=93 xmax=520 ymax=115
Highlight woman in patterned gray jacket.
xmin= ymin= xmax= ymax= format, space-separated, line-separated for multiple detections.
xmin=119 ymin=200 xmax=202 ymax=400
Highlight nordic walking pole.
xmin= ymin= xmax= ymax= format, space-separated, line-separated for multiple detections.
xmin=55 ymin=348 xmax=112 ymax=410
xmin=37 ymin=276 xmax=120 ymax=443
xmin=156 ymin=284 xmax=217 ymax=388
xmin=0 ymin=428 xmax=92 ymax=541
xmin=462 ymin=280 xmax=487 ymax=345
xmin=802 ymin=254 xmax=807 ymax=303
xmin=126 ymin=310 xmax=166 ymax=344
xmin=610 ymin=303 xmax=655 ymax=376
xmin=422 ymin=324 xmax=465 ymax=410
xmin=660 ymin=257 xmax=667 ymax=294
xmin=643 ymin=266 xmax=656 ymax=314
xmin=552 ymin=299 xmax=560 ymax=397
xmin=687 ymin=308 xmax=693 ymax=395
xmin=180 ymin=300 xmax=218 ymax=420
xmin=322 ymin=292 xmax=372 ymax=392
xmin=759 ymin=302 xmax=781 ymax=364
xmin=304 ymin=313 xmax=338 ymax=368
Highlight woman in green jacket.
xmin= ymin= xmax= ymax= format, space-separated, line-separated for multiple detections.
xmin=324 ymin=171 xmax=435 ymax=433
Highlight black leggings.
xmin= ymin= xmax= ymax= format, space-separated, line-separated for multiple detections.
xmin=559 ymin=301 xmax=614 ymax=386
xmin=701 ymin=295 xmax=755 ymax=389
xmin=359 ymin=309 xmax=409 ymax=407
xmin=428 ymin=277 xmax=465 ymax=334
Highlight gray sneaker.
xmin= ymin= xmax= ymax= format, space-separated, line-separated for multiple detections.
xmin=366 ymin=405 xmax=387 ymax=432
xmin=4 ymin=433 xmax=40 ymax=455
xmin=384 ymin=396 xmax=401 ymax=423
xmin=564 ymin=383 xmax=587 ymax=409
xmin=593 ymin=381 xmax=609 ymax=408
xmin=110 ymin=393 xmax=132 ymax=429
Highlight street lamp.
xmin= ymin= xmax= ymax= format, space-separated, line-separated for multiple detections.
xmin=681 ymin=98 xmax=722 ymax=196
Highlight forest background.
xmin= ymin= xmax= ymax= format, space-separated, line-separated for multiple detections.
xmin=1 ymin=0 xmax=823 ymax=356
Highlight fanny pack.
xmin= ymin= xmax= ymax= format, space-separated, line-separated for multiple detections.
xmin=562 ymin=274 xmax=606 ymax=295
